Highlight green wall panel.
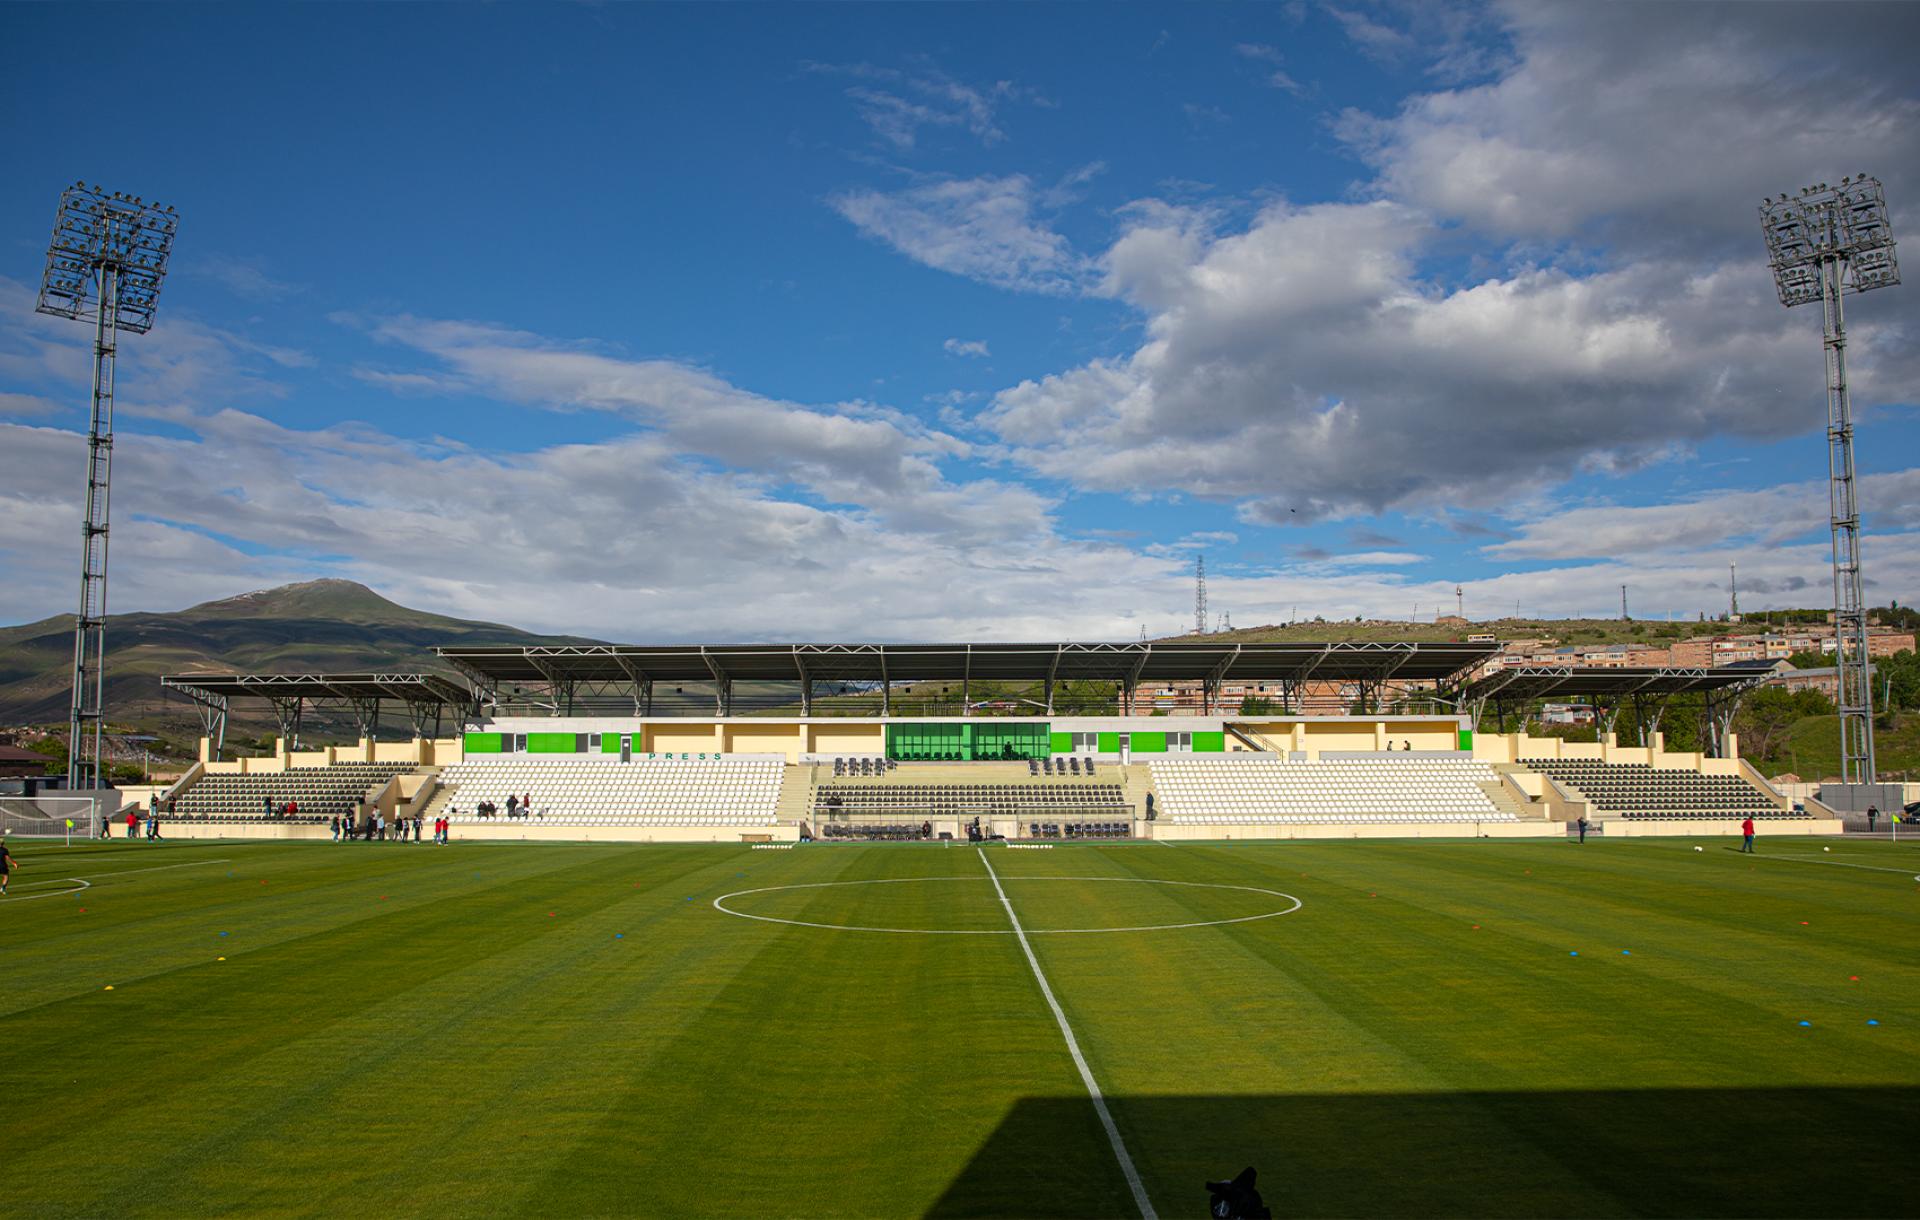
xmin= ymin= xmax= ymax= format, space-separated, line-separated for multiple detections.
xmin=1050 ymin=732 xmax=1074 ymax=754
xmin=603 ymin=734 xmax=624 ymax=754
xmin=1129 ymin=731 xmax=1167 ymax=754
xmin=1193 ymin=731 xmax=1226 ymax=753
xmin=464 ymin=732 xmax=504 ymax=754
xmin=526 ymin=732 xmax=583 ymax=754
xmin=887 ymin=722 xmax=1053 ymax=761
xmin=1097 ymin=731 xmax=1121 ymax=754
xmin=1458 ymin=729 xmax=1474 ymax=751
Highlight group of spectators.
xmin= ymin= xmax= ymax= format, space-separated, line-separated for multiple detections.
xmin=474 ymin=793 xmax=540 ymax=819
xmin=328 ymin=812 xmax=451 ymax=844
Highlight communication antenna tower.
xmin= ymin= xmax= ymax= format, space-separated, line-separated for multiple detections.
xmin=1194 ymin=555 xmax=1208 ymax=635
xmin=1729 ymin=563 xmax=1739 ymax=621
xmin=1455 ymin=586 xmax=1464 ymax=621
xmin=1621 ymin=585 xmax=1630 ymax=621
xmin=34 ymin=183 xmax=178 ymax=790
xmin=1761 ymin=174 xmax=1899 ymax=783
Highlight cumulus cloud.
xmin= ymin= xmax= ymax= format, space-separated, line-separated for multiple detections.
xmin=984 ymin=195 xmax=1917 ymax=523
xmin=831 ymin=174 xmax=1097 ymax=296
xmin=1336 ymin=3 xmax=1920 ymax=251
xmin=943 ymin=338 xmax=990 ymax=358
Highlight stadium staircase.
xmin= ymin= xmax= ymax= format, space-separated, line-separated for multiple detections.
xmin=1148 ymin=755 xmax=1521 ymax=828
xmin=1517 ymin=759 xmax=1798 ymax=821
xmin=431 ymin=756 xmax=785 ymax=828
xmin=167 ymin=763 xmax=412 ymax=827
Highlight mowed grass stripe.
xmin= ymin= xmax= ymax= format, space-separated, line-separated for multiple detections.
xmin=3 ymin=846 xmax=746 ymax=1215
xmin=993 ymin=841 xmax=1920 ymax=1216
xmin=531 ymin=844 xmax=1135 ymax=1217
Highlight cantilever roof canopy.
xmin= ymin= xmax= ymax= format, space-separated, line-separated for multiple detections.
xmin=161 ymin=673 xmax=477 ymax=751
xmin=1456 ymin=665 xmax=1769 ymax=706
xmin=436 ymin=640 xmax=1499 ymax=690
xmin=161 ymin=672 xmax=475 ymax=707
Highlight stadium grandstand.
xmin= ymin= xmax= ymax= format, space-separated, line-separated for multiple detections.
xmin=122 ymin=639 xmax=1836 ymax=842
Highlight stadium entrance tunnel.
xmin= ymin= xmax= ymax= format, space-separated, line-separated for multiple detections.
xmin=925 ymin=1087 xmax=1918 ymax=1218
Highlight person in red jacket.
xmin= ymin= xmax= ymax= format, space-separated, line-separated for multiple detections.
xmin=1741 ymin=816 xmax=1756 ymax=853
xmin=126 ymin=809 xmax=139 ymax=840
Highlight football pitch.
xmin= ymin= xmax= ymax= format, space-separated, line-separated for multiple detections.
xmin=4 ymin=835 xmax=1917 ymax=1218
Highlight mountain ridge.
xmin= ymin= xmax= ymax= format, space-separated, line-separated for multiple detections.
xmin=0 ymin=579 xmax=604 ymax=731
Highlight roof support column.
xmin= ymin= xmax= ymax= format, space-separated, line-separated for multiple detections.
xmin=701 ymin=649 xmax=731 ymax=717
xmin=961 ymin=644 xmax=971 ymax=718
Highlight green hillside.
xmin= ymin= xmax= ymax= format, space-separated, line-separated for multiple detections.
xmin=0 ymin=579 xmax=598 ymax=735
xmin=1753 ymin=712 xmax=1920 ymax=783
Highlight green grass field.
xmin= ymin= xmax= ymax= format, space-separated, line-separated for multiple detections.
xmin=5 ymin=835 xmax=1918 ymax=1217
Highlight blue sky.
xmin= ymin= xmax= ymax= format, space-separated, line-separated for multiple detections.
xmin=1 ymin=2 xmax=1917 ymax=640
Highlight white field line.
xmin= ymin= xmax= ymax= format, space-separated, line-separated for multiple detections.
xmin=978 ymin=848 xmax=1157 ymax=1220
xmin=4 ymin=857 xmax=233 ymax=897
xmin=2 ymin=879 xmax=91 ymax=902
xmin=1746 ymin=853 xmax=1920 ymax=878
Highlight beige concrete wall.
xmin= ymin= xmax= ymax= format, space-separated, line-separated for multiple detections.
xmin=646 ymin=726 xmax=725 ymax=754
xmin=1604 ymin=818 xmax=1841 ymax=838
xmin=811 ymin=725 xmax=886 ymax=755
xmin=450 ymin=823 xmax=800 ymax=844
xmin=722 ymin=722 xmax=805 ymax=761
xmin=1149 ymin=820 xmax=1561 ymax=841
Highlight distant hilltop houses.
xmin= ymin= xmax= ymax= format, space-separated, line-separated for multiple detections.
xmin=1138 ymin=623 xmax=1915 ymax=716
xmin=1477 ymin=623 xmax=1915 ymax=677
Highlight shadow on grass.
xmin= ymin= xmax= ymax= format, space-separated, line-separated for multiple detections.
xmin=927 ymin=1087 xmax=1917 ymax=1218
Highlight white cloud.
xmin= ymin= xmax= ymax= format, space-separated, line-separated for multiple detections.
xmin=1487 ymin=470 xmax=1920 ymax=561
xmin=943 ymin=338 xmax=991 ymax=358
xmin=1336 ymin=3 xmax=1920 ymax=249
xmin=193 ymin=255 xmax=304 ymax=302
xmin=830 ymin=175 xmax=1096 ymax=296
xmin=804 ymin=61 xmax=1040 ymax=151
xmin=982 ymin=188 xmax=1918 ymax=524
xmin=1233 ymin=42 xmax=1307 ymax=96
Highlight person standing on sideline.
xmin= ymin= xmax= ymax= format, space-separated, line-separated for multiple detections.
xmin=1577 ymin=816 xmax=1589 ymax=844
xmin=126 ymin=808 xmax=139 ymax=839
xmin=1867 ymin=805 xmax=1878 ymax=833
xmin=1741 ymin=816 xmax=1756 ymax=853
xmin=0 ymin=830 xmax=17 ymax=896
xmin=147 ymin=804 xmax=161 ymax=840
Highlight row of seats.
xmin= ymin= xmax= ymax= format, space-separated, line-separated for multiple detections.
xmin=1521 ymin=759 xmax=1788 ymax=818
xmin=832 ymin=757 xmax=895 ymax=777
xmin=1149 ymin=757 xmax=1505 ymax=821
xmin=171 ymin=764 xmax=411 ymax=820
xmin=149 ymin=814 xmax=331 ymax=826
xmin=814 ymin=783 xmax=1129 ymax=818
xmin=1029 ymin=821 xmax=1130 ymax=839
xmin=435 ymin=757 xmax=784 ymax=824
xmin=1034 ymin=757 xmax=1097 ymax=776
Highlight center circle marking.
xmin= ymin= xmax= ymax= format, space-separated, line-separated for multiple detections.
xmin=711 ymin=875 xmax=1303 ymax=935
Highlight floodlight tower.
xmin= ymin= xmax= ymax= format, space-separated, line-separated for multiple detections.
xmin=1759 ymin=175 xmax=1900 ymax=783
xmin=34 ymin=183 xmax=178 ymax=790
xmin=1194 ymin=555 xmax=1208 ymax=635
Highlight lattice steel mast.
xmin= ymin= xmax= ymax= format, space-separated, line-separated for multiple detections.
xmin=1760 ymin=175 xmax=1900 ymax=783
xmin=35 ymin=184 xmax=178 ymax=789
xmin=1193 ymin=555 xmax=1208 ymax=635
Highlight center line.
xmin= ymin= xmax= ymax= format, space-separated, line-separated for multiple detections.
xmin=978 ymin=847 xmax=1157 ymax=1220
